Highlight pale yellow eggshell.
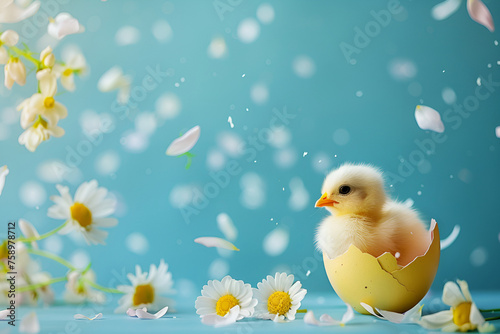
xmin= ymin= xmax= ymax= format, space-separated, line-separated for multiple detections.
xmin=323 ymin=221 xmax=440 ymax=314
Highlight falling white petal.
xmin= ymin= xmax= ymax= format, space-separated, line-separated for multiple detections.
xmin=74 ymin=313 xmax=102 ymax=320
xmin=495 ymin=126 xmax=500 ymax=138
xmin=340 ymin=304 xmax=355 ymax=324
xmin=415 ymin=105 xmax=445 ymax=133
xmin=361 ymin=302 xmax=422 ymax=324
xmin=263 ymin=228 xmax=289 ymax=256
xmin=0 ymin=309 xmax=9 ymax=320
xmin=0 ymin=0 xmax=40 ymax=23
xmin=304 ymin=311 xmax=322 ymax=326
xmin=47 ymin=13 xmax=84 ymax=39
xmin=256 ymin=3 xmax=275 ymax=24
xmin=201 ymin=305 xmax=240 ymax=327
xmin=165 ymin=125 xmax=200 ymax=156
xmin=152 ymin=20 xmax=173 ymax=43
xmin=441 ymin=225 xmax=461 ymax=250
xmin=135 ymin=306 xmax=169 ymax=319
xmin=216 ymin=213 xmax=238 ymax=241
xmin=227 ymin=116 xmax=234 ymax=128
xmin=237 ymin=18 xmax=260 ymax=43
xmin=98 ymin=66 xmax=129 ymax=92
xmin=467 ymin=0 xmax=494 ymax=32
xmin=207 ymin=37 xmax=227 ymax=59
xmin=115 ymin=26 xmax=140 ymax=46
xmin=194 ymin=237 xmax=239 ymax=251
xmin=431 ymin=0 xmax=462 ymax=20
xmin=0 ymin=165 xmax=8 ymax=196
xmin=20 ymin=312 xmax=40 ymax=334
xmin=126 ymin=307 xmax=147 ymax=317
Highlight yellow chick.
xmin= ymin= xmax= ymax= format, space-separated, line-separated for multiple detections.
xmin=315 ymin=163 xmax=429 ymax=266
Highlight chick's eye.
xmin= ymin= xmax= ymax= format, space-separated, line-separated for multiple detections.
xmin=339 ymin=185 xmax=351 ymax=195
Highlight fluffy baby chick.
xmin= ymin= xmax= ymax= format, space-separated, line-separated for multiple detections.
xmin=315 ymin=163 xmax=429 ymax=266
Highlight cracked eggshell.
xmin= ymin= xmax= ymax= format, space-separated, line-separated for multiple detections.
xmin=323 ymin=220 xmax=440 ymax=314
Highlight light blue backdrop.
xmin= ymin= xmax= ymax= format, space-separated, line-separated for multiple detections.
xmin=0 ymin=0 xmax=499 ymax=303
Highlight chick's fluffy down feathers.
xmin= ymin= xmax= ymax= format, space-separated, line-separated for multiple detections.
xmin=315 ymin=164 xmax=429 ymax=266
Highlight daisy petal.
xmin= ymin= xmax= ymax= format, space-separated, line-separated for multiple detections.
xmin=272 ymin=314 xmax=287 ymax=323
xmin=419 ymin=310 xmax=454 ymax=329
xmin=74 ymin=313 xmax=102 ymax=321
xmin=415 ymin=105 xmax=445 ymax=133
xmin=135 ymin=306 xmax=168 ymax=319
xmin=457 ymin=280 xmax=473 ymax=302
xmin=20 ymin=312 xmax=40 ymax=334
xmin=467 ymin=0 xmax=494 ymax=32
xmin=194 ymin=237 xmax=239 ymax=251
xmin=360 ymin=302 xmax=385 ymax=320
xmin=166 ymin=125 xmax=201 ymax=156
xmin=341 ymin=304 xmax=355 ymax=324
xmin=442 ymin=281 xmax=466 ymax=306
xmin=469 ymin=303 xmax=485 ymax=326
xmin=441 ymin=225 xmax=460 ymax=250
xmin=304 ymin=311 xmax=321 ymax=326
xmin=478 ymin=322 xmax=496 ymax=333
xmin=201 ymin=305 xmax=239 ymax=327
xmin=319 ymin=314 xmax=341 ymax=325
xmin=431 ymin=0 xmax=462 ymax=21
xmin=0 ymin=309 xmax=9 ymax=320
xmin=19 ymin=218 xmax=40 ymax=249
xmin=0 ymin=0 xmax=40 ymax=23
xmin=0 ymin=165 xmax=9 ymax=196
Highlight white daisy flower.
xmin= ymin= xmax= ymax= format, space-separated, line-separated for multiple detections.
xmin=253 ymin=272 xmax=307 ymax=321
xmin=419 ymin=280 xmax=495 ymax=332
xmin=47 ymin=180 xmax=118 ymax=245
xmin=64 ymin=270 xmax=105 ymax=304
xmin=115 ymin=260 xmax=174 ymax=313
xmin=195 ymin=275 xmax=257 ymax=321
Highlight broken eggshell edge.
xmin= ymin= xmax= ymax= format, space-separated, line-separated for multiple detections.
xmin=323 ymin=220 xmax=440 ymax=315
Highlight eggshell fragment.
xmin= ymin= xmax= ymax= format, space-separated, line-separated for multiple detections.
xmin=323 ymin=220 xmax=440 ymax=314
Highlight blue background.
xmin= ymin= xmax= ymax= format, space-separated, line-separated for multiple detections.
xmin=1 ymin=0 xmax=499 ymax=306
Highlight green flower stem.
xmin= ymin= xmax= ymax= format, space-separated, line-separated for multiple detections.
xmin=296 ymin=309 xmax=307 ymax=313
xmin=27 ymin=247 xmax=76 ymax=271
xmin=179 ymin=151 xmax=195 ymax=170
xmin=481 ymin=308 xmax=500 ymax=313
xmin=83 ymin=279 xmax=124 ymax=294
xmin=9 ymin=45 xmax=41 ymax=67
xmin=485 ymin=315 xmax=500 ymax=321
xmin=16 ymin=221 xmax=68 ymax=243
xmin=17 ymin=277 xmax=67 ymax=293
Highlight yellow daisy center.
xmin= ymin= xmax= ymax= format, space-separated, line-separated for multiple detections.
xmin=0 ymin=240 xmax=7 ymax=260
xmin=453 ymin=302 xmax=472 ymax=326
xmin=133 ymin=284 xmax=155 ymax=306
xmin=63 ymin=68 xmax=73 ymax=76
xmin=44 ymin=96 xmax=55 ymax=108
xmin=216 ymin=294 xmax=239 ymax=316
xmin=267 ymin=291 xmax=292 ymax=316
xmin=70 ymin=202 xmax=92 ymax=229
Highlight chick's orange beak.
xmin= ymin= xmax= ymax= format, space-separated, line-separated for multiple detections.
xmin=315 ymin=192 xmax=337 ymax=207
